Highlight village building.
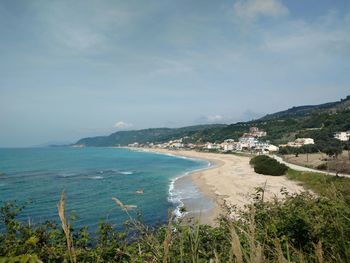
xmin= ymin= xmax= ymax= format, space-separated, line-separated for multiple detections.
xmin=238 ymin=136 xmax=259 ymax=150
xmin=334 ymin=131 xmax=350 ymax=141
xmin=249 ymin=127 xmax=267 ymax=137
xmin=168 ymin=139 xmax=184 ymax=148
xmin=254 ymin=142 xmax=279 ymax=154
xmin=221 ymin=139 xmax=236 ymax=152
xmin=205 ymin=142 xmax=221 ymax=150
xmin=287 ymin=138 xmax=315 ymax=147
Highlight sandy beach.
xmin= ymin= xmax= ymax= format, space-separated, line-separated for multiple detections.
xmin=147 ymin=149 xmax=305 ymax=225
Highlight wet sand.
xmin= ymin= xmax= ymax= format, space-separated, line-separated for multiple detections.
xmin=148 ymin=149 xmax=305 ymax=225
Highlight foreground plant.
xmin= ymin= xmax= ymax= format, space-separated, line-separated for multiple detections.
xmin=0 ymin=188 xmax=349 ymax=262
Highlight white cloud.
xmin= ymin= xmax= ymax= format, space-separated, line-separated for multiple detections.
xmin=114 ymin=121 xmax=133 ymax=129
xmin=206 ymin=115 xmax=224 ymax=122
xmin=34 ymin=1 xmax=137 ymax=54
xmin=233 ymin=0 xmax=288 ymax=21
xmin=261 ymin=14 xmax=350 ymax=55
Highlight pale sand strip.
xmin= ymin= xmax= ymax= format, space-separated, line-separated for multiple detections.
xmin=148 ymin=149 xmax=305 ymax=225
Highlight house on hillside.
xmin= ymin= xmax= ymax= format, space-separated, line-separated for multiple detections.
xmin=334 ymin=131 xmax=350 ymax=141
xmin=249 ymin=127 xmax=267 ymax=137
xmin=287 ymin=138 xmax=314 ymax=147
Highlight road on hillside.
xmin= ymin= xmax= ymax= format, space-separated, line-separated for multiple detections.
xmin=271 ymin=155 xmax=350 ymax=178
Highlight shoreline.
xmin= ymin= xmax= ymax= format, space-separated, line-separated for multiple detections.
xmin=142 ymin=148 xmax=305 ymax=225
xmin=127 ymin=147 xmax=222 ymax=224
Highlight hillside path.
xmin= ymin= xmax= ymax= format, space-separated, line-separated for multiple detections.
xmin=271 ymin=155 xmax=350 ymax=178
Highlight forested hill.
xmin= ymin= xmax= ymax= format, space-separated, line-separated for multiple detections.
xmin=75 ymin=124 xmax=227 ymax=147
xmin=75 ymin=96 xmax=350 ymax=147
xmin=260 ymin=95 xmax=350 ymax=120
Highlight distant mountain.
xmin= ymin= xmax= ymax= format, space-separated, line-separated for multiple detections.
xmin=75 ymin=96 xmax=350 ymax=147
xmin=33 ymin=141 xmax=73 ymax=147
xmin=75 ymin=124 xmax=227 ymax=147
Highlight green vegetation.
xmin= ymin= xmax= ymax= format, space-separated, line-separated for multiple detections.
xmin=261 ymin=95 xmax=350 ymax=121
xmin=278 ymin=144 xmax=319 ymax=155
xmin=76 ymin=124 xmax=227 ymax=146
xmin=286 ymin=169 xmax=350 ymax=205
xmin=75 ymin=96 xmax=350 ymax=154
xmin=250 ymin=155 xmax=288 ymax=176
xmin=2 ymin=166 xmax=350 ymax=262
xmin=1 ymin=185 xmax=350 ymax=262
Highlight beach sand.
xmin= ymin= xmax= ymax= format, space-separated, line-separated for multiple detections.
xmin=148 ymin=149 xmax=305 ymax=225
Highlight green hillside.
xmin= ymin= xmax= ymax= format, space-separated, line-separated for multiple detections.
xmin=75 ymin=96 xmax=350 ymax=148
xmin=75 ymin=124 xmax=227 ymax=146
xmin=261 ymin=95 xmax=350 ymax=120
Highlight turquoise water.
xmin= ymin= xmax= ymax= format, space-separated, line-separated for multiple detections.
xmin=0 ymin=147 xmax=207 ymax=230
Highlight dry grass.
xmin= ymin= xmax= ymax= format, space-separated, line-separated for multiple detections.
xmin=162 ymin=212 xmax=174 ymax=263
xmin=284 ymin=152 xmax=327 ymax=168
xmin=284 ymin=151 xmax=350 ymax=174
xmin=57 ymin=192 xmax=77 ymax=263
xmin=230 ymin=224 xmax=243 ymax=263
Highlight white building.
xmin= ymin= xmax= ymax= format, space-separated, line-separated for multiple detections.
xmin=249 ymin=127 xmax=267 ymax=137
xmin=254 ymin=142 xmax=279 ymax=154
xmin=128 ymin=142 xmax=139 ymax=147
xmin=205 ymin=142 xmax=221 ymax=150
xmin=221 ymin=139 xmax=236 ymax=152
xmin=287 ymin=138 xmax=315 ymax=147
xmin=334 ymin=131 xmax=350 ymax=141
xmin=168 ymin=139 xmax=184 ymax=148
xmin=238 ymin=137 xmax=259 ymax=150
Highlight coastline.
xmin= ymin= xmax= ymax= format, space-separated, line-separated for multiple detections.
xmin=143 ymin=148 xmax=305 ymax=225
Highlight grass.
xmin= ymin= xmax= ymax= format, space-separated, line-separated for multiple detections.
xmin=286 ymin=169 xmax=350 ymax=205
xmin=283 ymin=151 xmax=350 ymax=174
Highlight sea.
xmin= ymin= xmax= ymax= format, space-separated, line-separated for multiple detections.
xmin=0 ymin=147 xmax=213 ymax=231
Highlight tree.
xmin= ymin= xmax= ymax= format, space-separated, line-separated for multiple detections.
xmin=324 ymin=146 xmax=342 ymax=158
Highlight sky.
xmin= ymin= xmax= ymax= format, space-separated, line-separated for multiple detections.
xmin=1 ymin=0 xmax=350 ymax=147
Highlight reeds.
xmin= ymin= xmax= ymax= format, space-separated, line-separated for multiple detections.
xmin=1 ymin=191 xmax=342 ymax=262
xmin=162 ymin=212 xmax=174 ymax=263
xmin=57 ymin=192 xmax=77 ymax=263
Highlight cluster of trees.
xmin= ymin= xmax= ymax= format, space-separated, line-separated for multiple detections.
xmin=250 ymin=155 xmax=288 ymax=176
xmin=278 ymin=142 xmax=346 ymax=157
xmin=277 ymin=129 xmax=347 ymax=157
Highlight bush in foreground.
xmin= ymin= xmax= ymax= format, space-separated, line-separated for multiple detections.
xmin=250 ymin=155 xmax=288 ymax=176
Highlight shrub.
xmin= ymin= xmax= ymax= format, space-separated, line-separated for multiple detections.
xmin=1 ymin=190 xmax=350 ymax=262
xmin=250 ymin=155 xmax=288 ymax=176
xmin=316 ymin=163 xmax=328 ymax=170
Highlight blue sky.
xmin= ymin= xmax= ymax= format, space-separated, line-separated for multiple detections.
xmin=1 ymin=0 xmax=349 ymax=147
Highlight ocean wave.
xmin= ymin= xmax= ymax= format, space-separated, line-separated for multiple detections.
xmin=96 ymin=169 xmax=134 ymax=175
xmin=91 ymin=176 xmax=103 ymax=180
xmin=167 ymin=172 xmax=192 ymax=218
xmin=57 ymin=172 xmax=79 ymax=177
xmin=167 ymin=162 xmax=215 ymax=219
xmin=118 ymin=171 xmax=134 ymax=175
